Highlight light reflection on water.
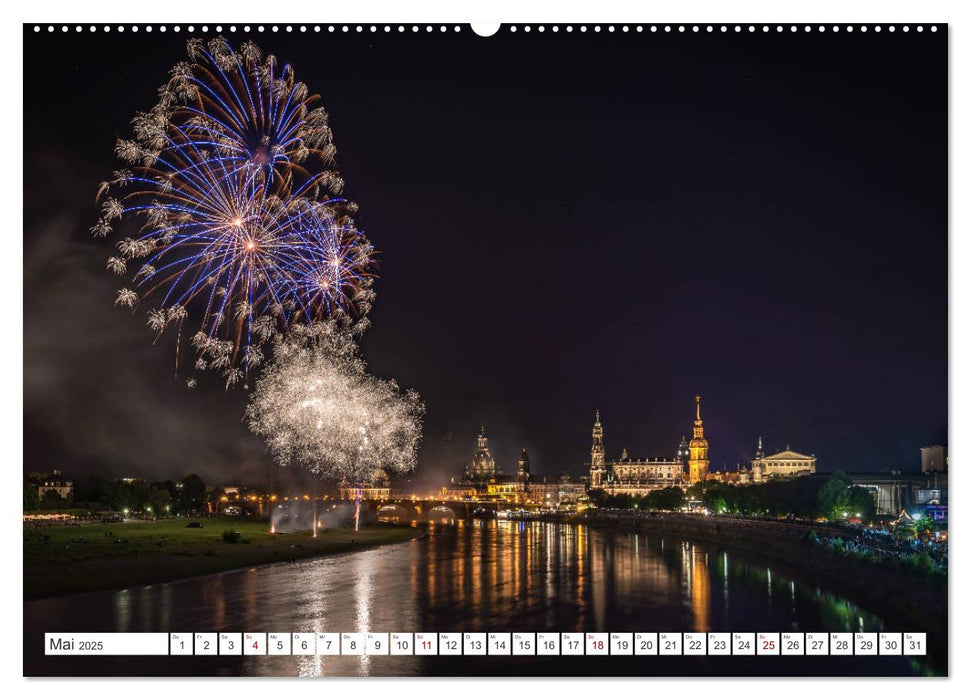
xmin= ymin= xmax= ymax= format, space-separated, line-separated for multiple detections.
xmin=24 ymin=521 xmax=931 ymax=676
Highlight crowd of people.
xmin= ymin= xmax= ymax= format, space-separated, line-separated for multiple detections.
xmin=816 ymin=525 xmax=947 ymax=569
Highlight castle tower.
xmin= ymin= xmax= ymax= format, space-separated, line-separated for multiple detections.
xmin=590 ymin=410 xmax=606 ymax=487
xmin=752 ymin=436 xmax=766 ymax=482
xmin=518 ymin=448 xmax=531 ymax=485
xmin=677 ymin=435 xmax=690 ymax=472
xmin=687 ymin=395 xmax=710 ymax=483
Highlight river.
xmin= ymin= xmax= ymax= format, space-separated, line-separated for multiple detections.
xmin=23 ymin=520 xmax=940 ymax=676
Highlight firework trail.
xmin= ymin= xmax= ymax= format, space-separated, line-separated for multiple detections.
xmin=93 ymin=38 xmax=374 ymax=386
xmin=247 ymin=323 xmax=425 ymax=529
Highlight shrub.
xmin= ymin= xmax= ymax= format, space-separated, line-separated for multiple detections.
xmin=900 ymin=552 xmax=936 ymax=576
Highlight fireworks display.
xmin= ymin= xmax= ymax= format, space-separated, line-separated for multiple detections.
xmin=246 ymin=323 xmax=425 ymax=488
xmin=93 ymin=37 xmax=374 ymax=385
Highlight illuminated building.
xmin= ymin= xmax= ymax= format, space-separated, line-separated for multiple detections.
xmin=37 ymin=469 xmax=73 ymax=500
xmin=452 ymin=427 xmax=525 ymax=500
xmin=751 ymin=444 xmax=816 ymax=480
xmin=687 ymin=395 xmax=710 ymax=483
xmin=465 ymin=426 xmax=499 ymax=482
xmin=517 ymin=448 xmax=531 ymax=485
xmin=587 ymin=411 xmax=684 ymax=496
xmin=677 ymin=435 xmax=690 ymax=472
xmin=589 ymin=410 xmax=606 ymax=488
xmin=452 ymin=428 xmax=584 ymax=507
xmin=338 ymin=468 xmax=392 ymax=500
xmin=920 ymin=445 xmax=947 ymax=473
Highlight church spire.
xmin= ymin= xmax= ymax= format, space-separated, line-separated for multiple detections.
xmin=518 ymin=447 xmax=531 ymax=484
xmin=693 ymin=395 xmax=704 ymax=438
xmin=688 ymin=395 xmax=710 ymax=483
xmin=590 ymin=410 xmax=606 ymax=487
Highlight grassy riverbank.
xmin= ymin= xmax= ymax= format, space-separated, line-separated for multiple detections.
xmin=24 ymin=517 xmax=421 ymax=600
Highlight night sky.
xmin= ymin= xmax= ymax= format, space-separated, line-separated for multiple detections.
xmin=23 ymin=25 xmax=947 ymax=488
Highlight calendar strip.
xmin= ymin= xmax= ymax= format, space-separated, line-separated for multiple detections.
xmin=44 ymin=632 xmax=926 ymax=657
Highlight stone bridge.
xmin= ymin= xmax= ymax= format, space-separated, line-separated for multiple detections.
xmin=366 ymin=498 xmax=499 ymax=523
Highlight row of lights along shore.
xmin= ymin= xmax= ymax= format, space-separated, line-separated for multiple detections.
xmin=35 ymin=24 xmax=939 ymax=34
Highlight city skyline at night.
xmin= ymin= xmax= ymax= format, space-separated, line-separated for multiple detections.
xmin=24 ymin=27 xmax=946 ymax=486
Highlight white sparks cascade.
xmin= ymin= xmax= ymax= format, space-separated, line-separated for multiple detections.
xmin=247 ymin=323 xmax=424 ymax=526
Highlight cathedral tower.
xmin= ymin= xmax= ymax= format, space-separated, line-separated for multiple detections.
xmin=590 ymin=410 xmax=606 ymax=487
xmin=518 ymin=447 xmax=531 ymax=485
xmin=469 ymin=426 xmax=497 ymax=481
xmin=687 ymin=395 xmax=710 ymax=483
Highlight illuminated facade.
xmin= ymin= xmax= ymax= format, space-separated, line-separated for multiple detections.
xmin=587 ymin=411 xmax=685 ymax=496
xmin=338 ymin=468 xmax=392 ymax=500
xmin=590 ymin=411 xmax=606 ymax=487
xmin=517 ymin=448 xmax=531 ymax=484
xmin=751 ymin=446 xmax=816 ymax=480
xmin=465 ymin=426 xmax=499 ymax=482
xmin=37 ymin=469 xmax=73 ymax=499
xmin=687 ymin=395 xmax=710 ymax=483
xmin=452 ymin=429 xmax=584 ymax=507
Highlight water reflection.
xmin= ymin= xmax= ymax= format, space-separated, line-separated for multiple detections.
xmin=24 ymin=522 xmax=933 ymax=676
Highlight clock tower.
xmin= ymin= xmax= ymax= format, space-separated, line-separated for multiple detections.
xmin=590 ymin=410 xmax=606 ymax=488
xmin=687 ymin=395 xmax=710 ymax=483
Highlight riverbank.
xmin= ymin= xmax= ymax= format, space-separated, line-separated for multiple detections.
xmin=24 ymin=517 xmax=421 ymax=600
xmin=584 ymin=511 xmax=947 ymax=642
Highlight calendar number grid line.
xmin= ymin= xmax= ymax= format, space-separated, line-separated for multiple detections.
xmin=44 ymin=631 xmax=926 ymax=657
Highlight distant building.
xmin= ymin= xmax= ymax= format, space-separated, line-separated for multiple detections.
xmin=453 ymin=429 xmax=584 ymax=507
xmin=586 ymin=410 xmax=685 ymax=496
xmin=452 ymin=426 xmax=524 ymax=500
xmin=751 ymin=444 xmax=816 ymax=481
xmin=339 ymin=469 xmax=391 ymax=501
xmin=526 ymin=475 xmax=587 ymax=507
xmin=677 ymin=435 xmax=690 ymax=472
xmin=37 ymin=470 xmax=73 ymax=500
xmin=589 ymin=411 xmax=607 ymax=488
xmin=920 ymin=445 xmax=947 ymax=474
xmin=517 ymin=448 xmax=531 ymax=485
xmin=707 ymin=464 xmax=756 ymax=485
xmin=465 ymin=427 xmax=499 ymax=482
xmin=846 ymin=472 xmax=928 ymax=516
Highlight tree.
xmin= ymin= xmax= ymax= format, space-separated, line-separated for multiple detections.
xmin=178 ymin=474 xmax=207 ymax=514
xmin=23 ymin=482 xmax=40 ymax=511
xmin=40 ymin=488 xmax=66 ymax=509
xmin=206 ymin=487 xmax=227 ymax=515
xmin=72 ymin=473 xmax=107 ymax=507
xmin=126 ymin=479 xmax=152 ymax=512
xmin=149 ymin=486 xmax=172 ymax=516
xmin=587 ymin=489 xmax=608 ymax=508
xmin=847 ymin=485 xmax=877 ymax=520
xmin=642 ymin=486 xmax=685 ymax=511
xmin=816 ymin=473 xmax=852 ymax=519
